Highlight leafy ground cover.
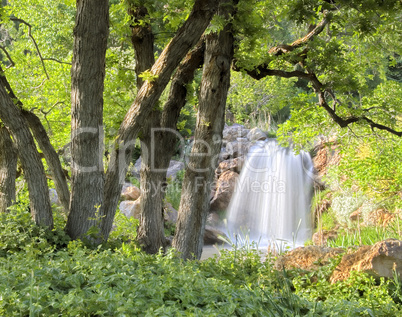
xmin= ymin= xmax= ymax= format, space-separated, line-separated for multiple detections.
xmin=1 ymin=209 xmax=402 ymax=316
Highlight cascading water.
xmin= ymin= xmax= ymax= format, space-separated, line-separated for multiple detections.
xmin=225 ymin=139 xmax=314 ymax=248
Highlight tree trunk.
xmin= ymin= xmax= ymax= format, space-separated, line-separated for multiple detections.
xmin=0 ymin=124 xmax=17 ymax=212
xmin=128 ymin=5 xmax=167 ymax=253
xmin=0 ymin=81 xmax=53 ymax=227
xmin=99 ymin=0 xmax=220 ymax=241
xmin=66 ymin=0 xmax=109 ymax=240
xmin=172 ymin=1 xmax=237 ymax=260
xmin=22 ymin=110 xmax=70 ymax=213
xmin=137 ymin=43 xmax=205 ymax=252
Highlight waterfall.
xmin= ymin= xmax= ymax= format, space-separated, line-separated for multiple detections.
xmin=225 ymin=139 xmax=314 ymax=248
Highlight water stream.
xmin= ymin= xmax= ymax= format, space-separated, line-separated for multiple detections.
xmin=225 ymin=139 xmax=314 ymax=249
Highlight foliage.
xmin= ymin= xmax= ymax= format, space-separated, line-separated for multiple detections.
xmin=227 ymin=72 xmax=298 ymax=131
xmin=1 ymin=213 xmax=402 ymax=316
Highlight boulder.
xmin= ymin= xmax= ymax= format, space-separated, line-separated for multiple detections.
xmin=314 ymin=198 xmax=331 ymax=221
xmin=330 ymin=239 xmax=402 ymax=283
xmin=224 ymin=139 xmax=251 ymax=159
xmin=247 ymin=127 xmax=267 ymax=141
xmin=312 ymin=228 xmax=339 ymax=246
xmin=130 ymin=158 xmax=185 ymax=179
xmin=164 ymin=202 xmax=178 ymax=223
xmin=365 ymin=208 xmax=395 ymax=226
xmin=49 ymin=188 xmax=60 ymax=205
xmin=210 ymin=170 xmax=239 ymax=211
xmin=215 ymin=156 xmax=245 ymax=177
xmin=222 ymin=124 xmax=249 ymax=142
xmin=121 ymin=185 xmax=141 ymax=201
xmin=166 ymin=160 xmax=185 ymax=180
xmin=274 ymin=245 xmax=344 ymax=271
xmin=130 ymin=159 xmax=142 ymax=178
xmin=206 ymin=212 xmax=221 ymax=227
xmin=119 ymin=199 xmax=141 ymax=219
xmin=204 ymin=225 xmax=227 ymax=245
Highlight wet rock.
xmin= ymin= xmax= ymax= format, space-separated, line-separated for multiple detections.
xmin=210 ymin=170 xmax=239 ymax=211
xmin=330 ymin=239 xmax=402 ymax=283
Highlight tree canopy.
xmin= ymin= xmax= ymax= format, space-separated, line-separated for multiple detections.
xmin=0 ymin=0 xmax=401 ymax=256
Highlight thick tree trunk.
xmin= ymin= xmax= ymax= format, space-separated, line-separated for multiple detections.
xmin=0 ymin=82 xmax=53 ymax=227
xmin=0 ymin=124 xmax=17 ymax=212
xmin=172 ymin=1 xmax=237 ymax=260
xmin=22 ymin=110 xmax=70 ymax=213
xmin=100 ymin=0 xmax=220 ymax=241
xmin=128 ymin=5 xmax=167 ymax=253
xmin=137 ymin=42 xmax=205 ymax=252
xmin=66 ymin=0 xmax=109 ymax=240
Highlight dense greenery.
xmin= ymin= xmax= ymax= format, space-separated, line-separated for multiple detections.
xmin=0 ymin=0 xmax=401 ymax=314
xmin=1 ymin=210 xmax=402 ymax=316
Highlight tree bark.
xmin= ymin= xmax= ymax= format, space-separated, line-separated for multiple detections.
xmin=22 ymin=110 xmax=70 ymax=213
xmin=136 ymin=43 xmax=205 ymax=253
xmin=99 ymin=0 xmax=220 ymax=241
xmin=172 ymin=1 xmax=237 ymax=260
xmin=129 ymin=5 xmax=166 ymax=254
xmin=0 ymin=124 xmax=17 ymax=212
xmin=0 ymin=82 xmax=53 ymax=227
xmin=66 ymin=0 xmax=109 ymax=240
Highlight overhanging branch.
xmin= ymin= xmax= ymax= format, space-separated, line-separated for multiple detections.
xmin=268 ymin=11 xmax=331 ymax=56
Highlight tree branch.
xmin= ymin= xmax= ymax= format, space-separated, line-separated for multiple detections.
xmin=268 ymin=11 xmax=331 ymax=56
xmin=0 ymin=46 xmax=15 ymax=68
xmin=42 ymin=57 xmax=72 ymax=65
xmin=233 ymin=9 xmax=401 ymax=137
xmin=10 ymin=17 xmax=50 ymax=80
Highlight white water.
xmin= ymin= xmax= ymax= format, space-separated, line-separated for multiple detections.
xmin=225 ymin=140 xmax=314 ymax=249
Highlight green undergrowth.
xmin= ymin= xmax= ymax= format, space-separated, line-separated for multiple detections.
xmin=1 ymin=211 xmax=402 ymax=316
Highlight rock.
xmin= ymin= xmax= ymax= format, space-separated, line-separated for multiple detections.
xmin=210 ymin=170 xmax=239 ymax=211
xmin=121 ymin=185 xmax=141 ymax=201
xmin=314 ymin=198 xmax=331 ymax=221
xmin=330 ymin=239 xmax=402 ymax=283
xmin=349 ymin=208 xmax=362 ymax=221
xmin=49 ymin=188 xmax=60 ymax=205
xmin=247 ymin=127 xmax=267 ymax=141
xmin=222 ymin=124 xmax=249 ymax=142
xmin=164 ymin=202 xmax=178 ymax=223
xmin=206 ymin=212 xmax=221 ymax=227
xmin=365 ymin=208 xmax=395 ymax=226
xmin=312 ymin=138 xmax=340 ymax=187
xmin=119 ymin=199 xmax=141 ymax=219
xmin=312 ymin=228 xmax=339 ymax=246
xmin=130 ymin=158 xmax=142 ymax=178
xmin=129 ymin=158 xmax=185 ymax=180
xmin=224 ymin=139 xmax=251 ymax=159
xmin=166 ymin=160 xmax=185 ymax=180
xmin=204 ymin=225 xmax=226 ymax=245
xmin=215 ymin=157 xmax=245 ymax=177
xmin=274 ymin=246 xmax=344 ymax=271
